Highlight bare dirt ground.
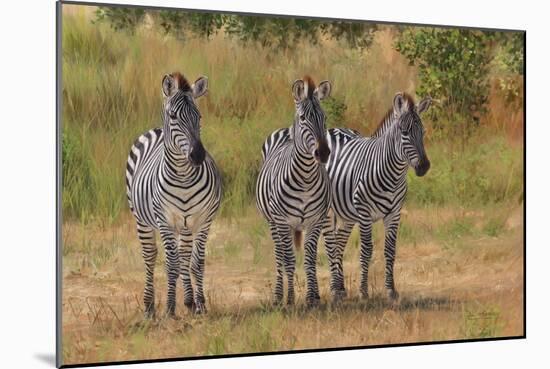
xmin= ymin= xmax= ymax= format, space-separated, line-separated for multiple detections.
xmin=61 ymin=204 xmax=524 ymax=365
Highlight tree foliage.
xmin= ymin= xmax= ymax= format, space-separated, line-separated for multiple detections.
xmin=93 ymin=7 xmax=146 ymax=33
xmin=495 ymin=32 xmax=524 ymax=75
xmin=93 ymin=7 xmax=377 ymax=51
xmin=395 ymin=28 xmax=524 ymax=127
xmin=395 ymin=28 xmax=494 ymax=125
xmin=156 ymin=11 xmax=225 ymax=40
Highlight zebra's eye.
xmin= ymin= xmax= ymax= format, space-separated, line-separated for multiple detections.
xmin=299 ymin=114 xmax=306 ymax=122
xmin=402 ymin=130 xmax=409 ymax=137
xmin=169 ymin=111 xmax=177 ymax=120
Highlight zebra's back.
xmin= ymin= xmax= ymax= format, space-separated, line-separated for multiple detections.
xmin=126 ymin=128 xmax=164 ymax=227
xmin=329 ymin=135 xmax=409 ymax=222
xmin=261 ymin=127 xmax=291 ymax=162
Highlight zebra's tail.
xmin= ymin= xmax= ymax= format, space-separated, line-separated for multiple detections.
xmin=293 ymin=230 xmax=303 ymax=250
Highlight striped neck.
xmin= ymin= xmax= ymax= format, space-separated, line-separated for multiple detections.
xmin=380 ymin=123 xmax=408 ymax=175
xmin=162 ymin=145 xmax=199 ymax=180
xmin=290 ymin=122 xmax=320 ymax=182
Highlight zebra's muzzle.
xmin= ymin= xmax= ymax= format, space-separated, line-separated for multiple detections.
xmin=188 ymin=141 xmax=206 ymax=167
xmin=414 ymin=159 xmax=430 ymax=177
xmin=314 ymin=140 xmax=330 ymax=164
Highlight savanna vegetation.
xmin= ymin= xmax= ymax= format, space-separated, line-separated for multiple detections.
xmin=61 ymin=4 xmax=524 ymax=366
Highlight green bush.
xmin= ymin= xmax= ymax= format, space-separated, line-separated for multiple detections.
xmin=395 ymin=28 xmax=494 ymax=127
xmin=322 ymin=96 xmax=347 ymax=128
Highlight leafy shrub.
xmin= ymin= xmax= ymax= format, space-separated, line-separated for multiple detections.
xmin=494 ymin=32 xmax=524 ymax=104
xmin=395 ymin=28 xmax=494 ymax=127
xmin=322 ymin=96 xmax=347 ymax=128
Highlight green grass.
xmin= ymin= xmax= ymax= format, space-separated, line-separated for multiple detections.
xmin=462 ymin=304 xmax=503 ymax=339
xmin=482 ymin=213 xmax=508 ymax=237
xmin=407 ymin=134 xmax=523 ymax=207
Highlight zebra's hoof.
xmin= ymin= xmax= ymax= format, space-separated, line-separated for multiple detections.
xmin=144 ymin=306 xmax=156 ymax=320
xmin=165 ymin=312 xmax=181 ymax=320
xmin=184 ymin=300 xmax=196 ymax=312
xmin=194 ymin=302 xmax=207 ymax=315
xmin=388 ymin=290 xmax=400 ymax=303
xmin=306 ymin=296 xmax=321 ymax=308
xmin=144 ymin=312 xmax=156 ymax=320
xmin=332 ymin=289 xmax=347 ymax=303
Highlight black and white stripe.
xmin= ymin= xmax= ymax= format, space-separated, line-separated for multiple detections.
xmin=126 ymin=72 xmax=221 ymax=317
xmin=256 ymin=76 xmax=332 ymax=307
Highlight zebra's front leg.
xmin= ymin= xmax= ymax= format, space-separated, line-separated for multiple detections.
xmin=137 ymin=222 xmax=158 ymax=319
xmin=276 ymin=224 xmax=295 ymax=306
xmin=383 ymin=212 xmax=401 ymax=302
xmin=304 ymin=225 xmax=322 ymax=307
xmin=179 ymin=230 xmax=194 ymax=312
xmin=323 ymin=219 xmax=353 ymax=302
xmin=269 ymin=223 xmax=284 ymax=305
xmin=157 ymin=222 xmax=180 ymax=317
xmin=358 ymin=217 xmax=374 ymax=299
xmin=190 ymin=224 xmax=211 ymax=314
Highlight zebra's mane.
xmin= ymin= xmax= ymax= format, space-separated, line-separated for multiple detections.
xmin=303 ymin=75 xmax=316 ymax=98
xmin=171 ymin=72 xmax=192 ymax=92
xmin=372 ymin=92 xmax=416 ymax=137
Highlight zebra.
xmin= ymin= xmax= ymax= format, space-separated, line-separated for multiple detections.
xmin=256 ymin=76 xmax=332 ymax=307
xmin=262 ymin=92 xmax=431 ymax=303
xmin=126 ymin=72 xmax=221 ymax=317
xmin=324 ymin=92 xmax=431 ymax=302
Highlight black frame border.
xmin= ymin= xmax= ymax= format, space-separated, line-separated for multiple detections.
xmin=56 ymin=1 xmax=527 ymax=367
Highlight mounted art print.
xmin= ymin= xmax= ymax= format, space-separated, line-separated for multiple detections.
xmin=57 ymin=1 xmax=525 ymax=367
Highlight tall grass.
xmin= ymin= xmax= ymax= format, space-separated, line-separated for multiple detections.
xmin=62 ymin=6 xmax=523 ymax=223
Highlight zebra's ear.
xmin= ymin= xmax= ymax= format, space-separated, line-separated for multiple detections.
xmin=393 ymin=93 xmax=407 ymax=115
xmin=292 ymin=79 xmax=307 ymax=102
xmin=191 ymin=76 xmax=208 ymax=99
xmin=162 ymin=74 xmax=177 ymax=98
xmin=314 ymin=80 xmax=332 ymax=101
xmin=417 ymin=96 xmax=432 ymax=114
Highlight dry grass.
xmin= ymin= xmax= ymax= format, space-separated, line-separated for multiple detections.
xmin=61 ymin=204 xmax=524 ymax=365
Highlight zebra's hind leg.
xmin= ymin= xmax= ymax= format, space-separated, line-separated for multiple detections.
xmin=179 ymin=230 xmax=195 ymax=312
xmin=383 ymin=212 xmax=401 ymax=302
xmin=358 ymin=217 xmax=374 ymax=299
xmin=157 ymin=221 xmax=180 ymax=318
xmin=137 ymin=222 xmax=157 ymax=319
xmin=276 ymin=224 xmax=295 ymax=306
xmin=304 ymin=225 xmax=322 ymax=307
xmin=269 ymin=223 xmax=284 ymax=305
xmin=190 ymin=224 xmax=211 ymax=314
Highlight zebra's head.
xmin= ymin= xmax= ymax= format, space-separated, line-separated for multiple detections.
xmin=161 ymin=72 xmax=208 ymax=167
xmin=393 ymin=92 xmax=432 ymax=177
xmin=292 ymin=76 xmax=332 ymax=164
